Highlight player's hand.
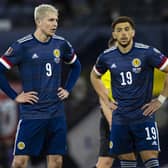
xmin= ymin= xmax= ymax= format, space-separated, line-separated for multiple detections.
xmin=108 ymin=101 xmax=118 ymax=111
xmin=57 ymin=87 xmax=69 ymax=100
xmin=142 ymin=98 xmax=162 ymax=116
xmin=15 ymin=91 xmax=39 ymax=104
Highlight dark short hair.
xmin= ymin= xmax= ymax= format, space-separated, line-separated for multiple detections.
xmin=112 ymin=16 xmax=135 ymax=30
xmin=108 ymin=37 xmax=116 ymax=48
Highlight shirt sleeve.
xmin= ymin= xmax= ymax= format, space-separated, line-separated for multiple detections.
xmin=62 ymin=40 xmax=77 ymax=64
xmin=146 ymin=47 xmax=168 ymax=70
xmin=93 ymin=53 xmax=108 ymax=76
xmin=0 ymin=41 xmax=23 ymax=69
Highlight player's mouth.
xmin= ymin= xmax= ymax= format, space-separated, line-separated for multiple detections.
xmin=50 ymin=28 xmax=56 ymax=33
xmin=120 ymin=37 xmax=128 ymax=43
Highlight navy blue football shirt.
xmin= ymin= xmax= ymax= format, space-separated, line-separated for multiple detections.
xmin=0 ymin=34 xmax=78 ymax=119
xmin=94 ymin=43 xmax=168 ymax=124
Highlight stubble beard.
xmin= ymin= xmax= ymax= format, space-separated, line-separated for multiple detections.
xmin=118 ymin=39 xmax=132 ymax=48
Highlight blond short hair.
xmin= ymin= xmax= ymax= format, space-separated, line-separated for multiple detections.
xmin=34 ymin=4 xmax=58 ymax=21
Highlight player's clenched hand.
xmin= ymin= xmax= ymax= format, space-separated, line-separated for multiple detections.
xmin=15 ymin=91 xmax=39 ymax=104
xmin=142 ymin=98 xmax=162 ymax=116
xmin=57 ymin=87 xmax=69 ymax=100
xmin=108 ymin=101 xmax=118 ymax=111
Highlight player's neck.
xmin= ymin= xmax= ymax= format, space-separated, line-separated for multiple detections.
xmin=34 ymin=30 xmax=50 ymax=42
xmin=118 ymin=40 xmax=133 ymax=54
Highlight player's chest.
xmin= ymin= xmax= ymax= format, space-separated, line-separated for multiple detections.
xmin=23 ymin=45 xmax=63 ymax=64
xmin=107 ymin=54 xmax=147 ymax=75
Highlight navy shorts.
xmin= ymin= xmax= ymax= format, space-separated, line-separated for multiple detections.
xmin=13 ymin=116 xmax=67 ymax=156
xmin=109 ymin=121 xmax=160 ymax=155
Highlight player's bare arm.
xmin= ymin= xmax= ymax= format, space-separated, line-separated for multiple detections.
xmin=99 ymin=97 xmax=112 ymax=129
xmin=90 ymin=70 xmax=118 ymax=110
xmin=143 ymin=67 xmax=168 ymax=116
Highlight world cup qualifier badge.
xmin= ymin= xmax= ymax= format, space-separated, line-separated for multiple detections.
xmin=53 ymin=49 xmax=60 ymax=63
xmin=132 ymin=58 xmax=142 ymax=73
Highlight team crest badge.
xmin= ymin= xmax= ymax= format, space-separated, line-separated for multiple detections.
xmin=109 ymin=141 xmax=113 ymax=149
xmin=132 ymin=58 xmax=141 ymax=67
xmin=17 ymin=141 xmax=25 ymax=150
xmin=132 ymin=58 xmax=142 ymax=73
xmin=53 ymin=49 xmax=60 ymax=63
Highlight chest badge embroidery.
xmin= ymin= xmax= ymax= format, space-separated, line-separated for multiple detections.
xmin=53 ymin=49 xmax=60 ymax=63
xmin=132 ymin=58 xmax=142 ymax=73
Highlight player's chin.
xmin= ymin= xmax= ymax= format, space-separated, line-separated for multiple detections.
xmin=48 ymin=32 xmax=55 ymax=36
xmin=48 ymin=30 xmax=56 ymax=36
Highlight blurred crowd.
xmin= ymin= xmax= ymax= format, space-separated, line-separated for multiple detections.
xmin=0 ymin=0 xmax=168 ymax=29
xmin=0 ymin=0 xmax=119 ymax=28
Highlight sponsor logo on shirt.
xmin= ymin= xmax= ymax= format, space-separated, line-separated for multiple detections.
xmin=110 ymin=63 xmax=117 ymax=69
xmin=32 ymin=53 xmax=39 ymax=59
xmin=152 ymin=141 xmax=158 ymax=146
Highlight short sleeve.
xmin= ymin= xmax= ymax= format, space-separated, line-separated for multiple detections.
xmin=93 ymin=53 xmax=108 ymax=76
xmin=0 ymin=41 xmax=23 ymax=69
xmin=62 ymin=40 xmax=77 ymax=64
xmin=146 ymin=47 xmax=168 ymax=70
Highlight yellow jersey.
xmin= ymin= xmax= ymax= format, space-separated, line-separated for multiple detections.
xmin=101 ymin=70 xmax=113 ymax=100
xmin=153 ymin=69 xmax=165 ymax=96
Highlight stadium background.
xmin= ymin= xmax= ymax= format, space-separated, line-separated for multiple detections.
xmin=0 ymin=0 xmax=168 ymax=167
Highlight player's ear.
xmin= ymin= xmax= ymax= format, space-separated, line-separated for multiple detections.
xmin=132 ymin=29 xmax=135 ymax=37
xmin=35 ymin=18 xmax=41 ymax=26
xmin=112 ymin=32 xmax=117 ymax=40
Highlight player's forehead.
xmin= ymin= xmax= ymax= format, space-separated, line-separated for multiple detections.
xmin=42 ymin=11 xmax=58 ymax=20
xmin=114 ymin=22 xmax=132 ymax=30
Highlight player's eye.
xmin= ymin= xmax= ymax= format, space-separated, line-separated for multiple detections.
xmin=125 ymin=27 xmax=130 ymax=31
xmin=48 ymin=18 xmax=56 ymax=22
xmin=116 ymin=28 xmax=122 ymax=32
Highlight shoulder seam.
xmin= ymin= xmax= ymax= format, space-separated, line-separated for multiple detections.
xmin=104 ymin=46 xmax=117 ymax=54
xmin=17 ymin=34 xmax=33 ymax=44
xmin=135 ymin=42 xmax=149 ymax=49
xmin=53 ymin=35 xmax=65 ymax=41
